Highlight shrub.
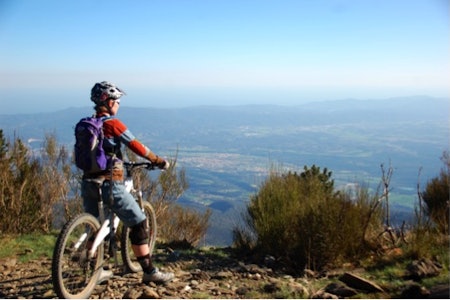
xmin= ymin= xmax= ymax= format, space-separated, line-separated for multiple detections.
xmin=406 ymin=151 xmax=450 ymax=262
xmin=158 ymin=204 xmax=212 ymax=246
xmin=0 ymin=131 xmax=71 ymax=234
xmin=1 ymin=131 xmax=205 ymax=246
xmin=126 ymin=149 xmax=211 ymax=246
xmin=421 ymin=151 xmax=449 ymax=235
xmin=235 ymin=165 xmax=383 ymax=272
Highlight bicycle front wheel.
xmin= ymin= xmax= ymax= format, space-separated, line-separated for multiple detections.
xmin=121 ymin=201 xmax=157 ymax=273
xmin=52 ymin=213 xmax=104 ymax=299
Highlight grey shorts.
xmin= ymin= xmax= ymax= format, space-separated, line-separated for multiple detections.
xmin=81 ymin=180 xmax=146 ymax=227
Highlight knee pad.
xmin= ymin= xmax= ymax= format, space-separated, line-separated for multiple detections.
xmin=129 ymin=220 xmax=149 ymax=245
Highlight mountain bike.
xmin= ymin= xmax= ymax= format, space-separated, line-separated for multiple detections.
xmin=52 ymin=162 xmax=158 ymax=299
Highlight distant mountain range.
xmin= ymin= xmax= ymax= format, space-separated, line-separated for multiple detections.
xmin=1 ymin=96 xmax=448 ymax=245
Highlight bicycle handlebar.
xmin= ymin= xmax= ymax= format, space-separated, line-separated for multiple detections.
xmin=123 ymin=161 xmax=157 ymax=174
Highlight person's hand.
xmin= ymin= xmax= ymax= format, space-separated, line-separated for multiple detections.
xmin=156 ymin=160 xmax=170 ymax=170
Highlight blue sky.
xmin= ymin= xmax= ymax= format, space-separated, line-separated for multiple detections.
xmin=0 ymin=0 xmax=448 ymax=113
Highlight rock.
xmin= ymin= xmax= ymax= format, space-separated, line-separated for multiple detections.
xmin=288 ymin=281 xmax=309 ymax=297
xmin=312 ymin=289 xmax=339 ymax=299
xmin=191 ymin=268 xmax=211 ymax=280
xmin=324 ymin=282 xmax=357 ymax=297
xmin=399 ymin=282 xmax=430 ymax=299
xmin=0 ymin=257 xmax=17 ymax=268
xmin=235 ymin=286 xmax=250 ymax=296
xmin=339 ymin=272 xmax=384 ymax=293
xmin=141 ymin=286 xmax=160 ymax=298
xmin=213 ymin=270 xmax=234 ymax=279
xmin=406 ymin=258 xmax=442 ymax=280
xmin=428 ymin=283 xmax=450 ymax=299
xmin=263 ymin=282 xmax=280 ymax=293
xmin=123 ymin=287 xmax=142 ymax=299
xmin=42 ymin=289 xmax=54 ymax=298
xmin=181 ymin=285 xmax=192 ymax=293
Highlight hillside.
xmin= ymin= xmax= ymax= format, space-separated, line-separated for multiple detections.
xmin=0 ymin=96 xmax=448 ymax=245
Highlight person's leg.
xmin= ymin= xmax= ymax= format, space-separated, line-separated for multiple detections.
xmin=105 ymin=181 xmax=173 ymax=283
xmin=128 ymin=220 xmax=154 ymax=272
xmin=133 ymin=244 xmax=152 ymax=268
xmin=81 ymin=179 xmax=101 ymax=250
xmin=129 ymin=219 xmax=174 ymax=283
xmin=81 ymin=180 xmax=113 ymax=283
xmin=81 ymin=180 xmax=101 ymax=217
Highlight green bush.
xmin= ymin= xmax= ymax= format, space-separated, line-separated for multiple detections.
xmin=421 ymin=151 xmax=449 ymax=235
xmin=235 ymin=165 xmax=383 ymax=272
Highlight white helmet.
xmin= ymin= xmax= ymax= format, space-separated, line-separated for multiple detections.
xmin=90 ymin=81 xmax=126 ymax=104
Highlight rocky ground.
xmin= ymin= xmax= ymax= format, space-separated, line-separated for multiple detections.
xmin=0 ymin=246 xmax=448 ymax=299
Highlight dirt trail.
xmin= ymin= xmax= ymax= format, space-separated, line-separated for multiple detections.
xmin=1 ymin=249 xmax=448 ymax=299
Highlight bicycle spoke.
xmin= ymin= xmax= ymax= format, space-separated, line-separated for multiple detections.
xmin=52 ymin=213 xmax=103 ymax=299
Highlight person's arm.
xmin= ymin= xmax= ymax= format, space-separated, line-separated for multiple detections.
xmin=104 ymin=118 xmax=168 ymax=168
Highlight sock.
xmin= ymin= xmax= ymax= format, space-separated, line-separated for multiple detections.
xmin=137 ymin=254 xmax=154 ymax=274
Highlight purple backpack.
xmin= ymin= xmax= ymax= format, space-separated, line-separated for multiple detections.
xmin=74 ymin=116 xmax=108 ymax=173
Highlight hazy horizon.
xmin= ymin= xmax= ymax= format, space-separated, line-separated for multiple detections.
xmin=1 ymin=91 xmax=448 ymax=115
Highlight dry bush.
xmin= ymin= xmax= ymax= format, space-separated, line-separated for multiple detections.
xmin=0 ymin=131 xmax=72 ymax=234
xmin=125 ymin=149 xmax=211 ymax=246
xmin=148 ymin=160 xmax=212 ymax=246
xmin=157 ymin=204 xmax=212 ymax=246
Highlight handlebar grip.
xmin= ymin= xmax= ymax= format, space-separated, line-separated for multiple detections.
xmin=123 ymin=162 xmax=156 ymax=172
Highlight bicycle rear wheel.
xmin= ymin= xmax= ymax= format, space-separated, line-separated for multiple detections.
xmin=121 ymin=201 xmax=157 ymax=273
xmin=52 ymin=213 xmax=104 ymax=299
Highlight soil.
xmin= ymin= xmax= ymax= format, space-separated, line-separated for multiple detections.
xmin=0 ymin=247 xmax=309 ymax=299
xmin=0 ymin=247 xmax=448 ymax=299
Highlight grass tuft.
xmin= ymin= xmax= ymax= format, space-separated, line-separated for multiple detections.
xmin=0 ymin=232 xmax=57 ymax=263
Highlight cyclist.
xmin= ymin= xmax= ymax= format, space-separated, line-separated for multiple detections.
xmin=81 ymin=81 xmax=174 ymax=284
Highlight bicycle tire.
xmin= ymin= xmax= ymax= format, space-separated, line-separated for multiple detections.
xmin=52 ymin=213 xmax=104 ymax=299
xmin=121 ymin=201 xmax=158 ymax=273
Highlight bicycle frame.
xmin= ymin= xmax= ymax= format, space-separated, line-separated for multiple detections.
xmin=88 ymin=215 xmax=120 ymax=259
xmin=84 ymin=163 xmax=147 ymax=260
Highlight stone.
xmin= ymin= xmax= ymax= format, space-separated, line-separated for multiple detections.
xmin=340 ymin=272 xmax=384 ymax=293
xmin=263 ymin=282 xmax=280 ymax=293
xmin=141 ymin=286 xmax=160 ymax=299
xmin=428 ymin=283 xmax=450 ymax=299
xmin=399 ymin=282 xmax=430 ymax=299
xmin=406 ymin=258 xmax=442 ymax=280
xmin=325 ymin=282 xmax=357 ymax=297
xmin=123 ymin=288 xmax=142 ymax=299
xmin=312 ymin=289 xmax=339 ymax=299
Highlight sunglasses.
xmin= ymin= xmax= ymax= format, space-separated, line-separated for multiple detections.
xmin=114 ymin=99 xmax=121 ymax=105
